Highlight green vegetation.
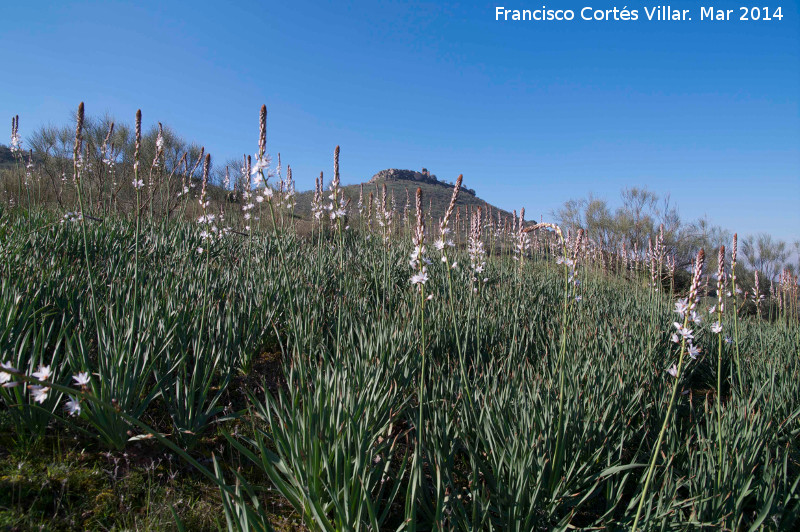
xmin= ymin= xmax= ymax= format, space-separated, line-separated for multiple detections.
xmin=1 ymin=201 xmax=797 ymax=529
xmin=0 ymin=105 xmax=798 ymax=530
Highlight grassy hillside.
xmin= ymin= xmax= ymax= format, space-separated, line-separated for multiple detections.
xmin=0 ymin=205 xmax=797 ymax=530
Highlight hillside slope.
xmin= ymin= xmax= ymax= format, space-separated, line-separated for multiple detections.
xmin=293 ymin=168 xmax=517 ymax=223
xmin=0 ymin=145 xmax=17 ymax=170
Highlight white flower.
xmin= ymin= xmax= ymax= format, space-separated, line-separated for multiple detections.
xmin=666 ymin=364 xmax=678 ymax=377
xmin=10 ymin=133 xmax=21 ymax=153
xmin=689 ymin=311 xmax=702 ymax=325
xmin=674 ymin=299 xmax=689 ymax=316
xmin=1 ymin=361 xmax=17 ymax=387
xmin=673 ymin=323 xmax=694 ymax=341
xmin=28 ymin=385 xmax=50 ymax=404
xmin=687 ymin=344 xmax=701 ymax=359
xmin=410 ymin=272 xmax=429 ymax=285
xmin=711 ymin=322 xmax=722 ymax=334
xmin=197 ymin=247 xmax=204 ymax=254
xmin=671 ymin=333 xmax=680 ymax=344
xmin=708 ymin=305 xmax=716 ymax=314
xmin=64 ymin=396 xmax=81 ymax=416
xmin=251 ymin=155 xmax=270 ymax=175
xmin=32 ymin=365 xmax=51 ymax=382
xmin=574 ymin=295 xmax=582 ymax=302
xmin=132 ymin=179 xmax=145 ymax=189
xmin=73 ymin=372 xmax=91 ymax=386
xmin=724 ymin=336 xmax=732 ymax=345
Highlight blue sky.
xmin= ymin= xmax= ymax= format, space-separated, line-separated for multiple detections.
xmin=2 ymin=1 xmax=798 ymax=241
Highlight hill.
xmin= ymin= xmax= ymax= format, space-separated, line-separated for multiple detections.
xmin=293 ymin=167 xmax=517 ymax=224
xmin=0 ymin=144 xmax=16 ymax=169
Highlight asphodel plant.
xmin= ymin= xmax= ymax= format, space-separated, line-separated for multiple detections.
xmin=523 ymin=221 xmax=571 ymax=495
xmin=632 ymin=248 xmax=705 ymax=531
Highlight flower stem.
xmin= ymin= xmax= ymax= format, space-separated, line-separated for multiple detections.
xmin=550 ymin=237 xmax=570 ymax=495
xmin=632 ymin=312 xmax=691 ymax=531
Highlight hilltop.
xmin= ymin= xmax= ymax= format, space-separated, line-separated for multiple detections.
xmin=294 ymin=168 xmax=517 ymax=223
xmin=367 ymin=168 xmax=475 ymax=195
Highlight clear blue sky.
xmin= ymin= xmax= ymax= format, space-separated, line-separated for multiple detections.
xmin=2 ymin=1 xmax=798 ymax=241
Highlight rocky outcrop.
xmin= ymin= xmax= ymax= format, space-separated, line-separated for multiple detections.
xmin=368 ymin=168 xmax=476 ymax=195
xmin=368 ymin=168 xmax=440 ymax=185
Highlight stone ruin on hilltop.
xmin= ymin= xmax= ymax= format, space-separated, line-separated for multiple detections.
xmin=368 ymin=168 xmax=475 ymax=195
xmin=368 ymin=168 xmax=439 ymax=185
